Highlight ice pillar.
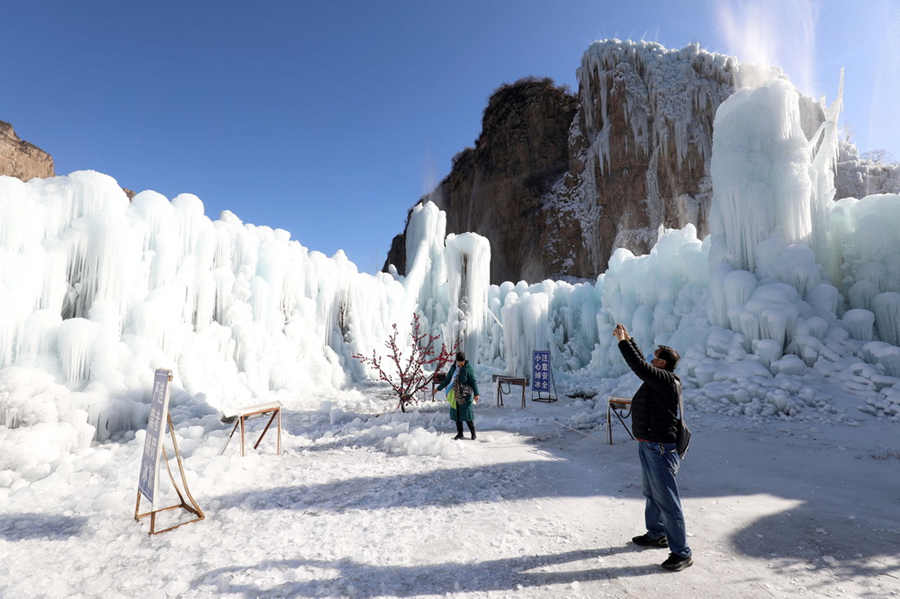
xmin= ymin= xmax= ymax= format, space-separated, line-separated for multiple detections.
xmin=445 ymin=233 xmax=491 ymax=361
xmin=709 ymin=79 xmax=813 ymax=272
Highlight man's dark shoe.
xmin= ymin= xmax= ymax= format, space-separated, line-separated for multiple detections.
xmin=453 ymin=433 xmax=464 ymax=440
xmin=470 ymin=432 xmax=476 ymax=440
xmin=661 ymin=553 xmax=693 ymax=571
xmin=631 ymin=533 xmax=668 ymax=548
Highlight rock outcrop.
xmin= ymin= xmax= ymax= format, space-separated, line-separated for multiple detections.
xmin=385 ymin=77 xmax=579 ymax=282
xmin=385 ymin=40 xmax=897 ymax=283
xmin=836 ymin=140 xmax=900 ymax=199
xmin=397 ymin=78 xmax=579 ymax=283
xmin=1 ymin=120 xmax=139 ymax=198
xmin=0 ymin=121 xmax=54 ymax=181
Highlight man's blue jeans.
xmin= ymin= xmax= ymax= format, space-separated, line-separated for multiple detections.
xmin=639 ymin=440 xmax=691 ymax=557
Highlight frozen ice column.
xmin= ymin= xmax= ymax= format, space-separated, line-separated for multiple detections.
xmin=709 ymin=79 xmax=814 ymax=272
xmin=403 ymin=201 xmax=448 ymax=336
xmin=444 ymin=232 xmax=491 ymax=362
xmin=402 ymin=202 xmax=491 ymax=362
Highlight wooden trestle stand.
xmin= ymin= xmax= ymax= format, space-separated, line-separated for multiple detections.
xmin=493 ymin=374 xmax=528 ymax=408
xmin=135 ymin=370 xmax=204 ymax=535
xmin=220 ymin=402 xmax=282 ymax=457
xmin=607 ymin=396 xmax=635 ymax=445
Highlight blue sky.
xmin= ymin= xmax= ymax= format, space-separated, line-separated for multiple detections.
xmin=4 ymin=0 xmax=898 ymax=272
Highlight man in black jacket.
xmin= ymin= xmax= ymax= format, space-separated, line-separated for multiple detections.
xmin=614 ymin=323 xmax=693 ymax=572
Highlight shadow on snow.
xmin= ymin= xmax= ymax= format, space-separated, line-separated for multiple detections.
xmin=191 ymin=546 xmax=663 ymax=597
xmin=0 ymin=513 xmax=87 ymax=541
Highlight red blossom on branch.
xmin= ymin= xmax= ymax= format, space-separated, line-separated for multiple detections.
xmin=353 ymin=313 xmax=459 ymax=412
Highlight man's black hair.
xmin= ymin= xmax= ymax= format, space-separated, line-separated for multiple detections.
xmin=655 ymin=345 xmax=680 ymax=372
xmin=455 ymin=351 xmax=466 ymax=362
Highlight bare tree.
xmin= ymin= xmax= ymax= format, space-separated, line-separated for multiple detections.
xmin=353 ymin=313 xmax=459 ymax=412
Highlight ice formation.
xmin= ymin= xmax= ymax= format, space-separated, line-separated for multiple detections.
xmin=0 ymin=176 xmax=493 ymax=478
xmin=709 ymin=79 xmax=815 ymax=271
xmin=2 ymin=54 xmax=900 ymax=487
xmin=577 ymin=40 xmax=736 ymax=175
xmin=560 ymin=40 xmax=742 ymax=265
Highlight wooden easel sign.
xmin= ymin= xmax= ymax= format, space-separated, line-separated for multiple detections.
xmin=135 ymin=369 xmax=204 ymax=535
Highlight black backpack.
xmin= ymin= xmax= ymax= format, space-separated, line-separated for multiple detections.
xmin=675 ymin=378 xmax=692 ymax=459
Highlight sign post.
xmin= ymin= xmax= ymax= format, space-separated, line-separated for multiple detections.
xmin=134 ymin=369 xmax=204 ymax=535
xmin=531 ymin=350 xmax=558 ymax=403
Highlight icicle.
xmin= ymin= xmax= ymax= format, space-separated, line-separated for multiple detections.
xmin=808 ymin=69 xmax=844 ymax=283
xmin=57 ymin=319 xmax=99 ymax=384
xmin=444 ymin=233 xmax=491 ymax=361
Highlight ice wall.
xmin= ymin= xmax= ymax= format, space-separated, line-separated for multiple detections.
xmin=0 ymin=174 xmax=464 ymax=447
xmin=827 ymin=193 xmax=900 ymax=344
xmin=471 ymin=223 xmax=710 ymax=379
xmin=473 ymin=71 xmax=900 ymax=409
xmin=0 ymin=173 xmax=500 ymax=476
xmin=702 ymin=74 xmax=900 ymax=381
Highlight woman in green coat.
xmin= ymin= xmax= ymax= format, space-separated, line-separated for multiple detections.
xmin=436 ymin=351 xmax=480 ymax=439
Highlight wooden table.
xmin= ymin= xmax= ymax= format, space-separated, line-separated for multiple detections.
xmin=492 ymin=374 xmax=528 ymax=408
xmin=607 ymin=396 xmax=634 ymax=444
xmin=222 ymin=402 xmax=282 ymax=456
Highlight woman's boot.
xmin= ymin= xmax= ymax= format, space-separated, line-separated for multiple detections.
xmin=466 ymin=420 xmax=476 ymax=440
xmin=454 ymin=420 xmax=464 ymax=440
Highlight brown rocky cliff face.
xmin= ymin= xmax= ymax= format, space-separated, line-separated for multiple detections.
xmin=445 ymin=82 xmax=580 ymax=282
xmin=384 ymin=78 xmax=579 ymax=282
xmin=1 ymin=120 xmax=139 ymax=199
xmin=384 ymin=43 xmax=742 ymax=282
xmin=0 ymin=121 xmax=54 ymax=180
xmin=383 ymin=40 xmax=896 ymax=284
xmin=556 ymin=43 xmax=743 ymax=275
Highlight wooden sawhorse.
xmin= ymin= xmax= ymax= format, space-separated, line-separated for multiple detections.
xmin=221 ymin=402 xmax=282 ymax=456
xmin=493 ymin=375 xmax=528 ymax=408
xmin=607 ymin=396 xmax=635 ymax=444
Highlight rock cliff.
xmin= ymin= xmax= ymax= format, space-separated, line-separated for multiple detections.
xmin=1 ymin=120 xmax=139 ymax=198
xmin=0 ymin=121 xmax=54 ymax=181
xmin=384 ymin=40 xmax=896 ymax=283
xmin=385 ymin=77 xmax=579 ymax=282
xmin=836 ymin=140 xmax=900 ymax=199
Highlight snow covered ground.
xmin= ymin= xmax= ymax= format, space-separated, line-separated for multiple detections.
xmin=1 ymin=376 xmax=898 ymax=599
